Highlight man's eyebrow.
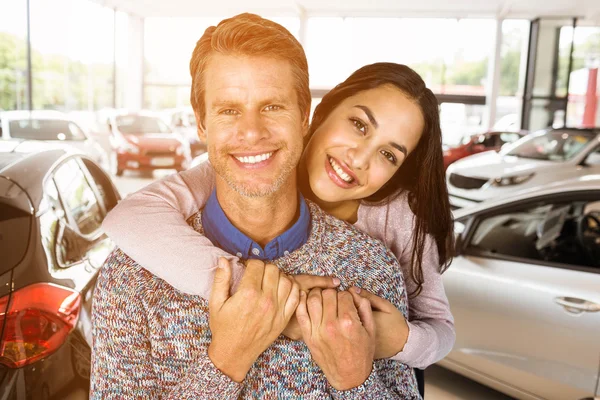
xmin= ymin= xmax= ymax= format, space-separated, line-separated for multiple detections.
xmin=354 ymin=105 xmax=378 ymax=129
xmin=391 ymin=143 xmax=408 ymax=158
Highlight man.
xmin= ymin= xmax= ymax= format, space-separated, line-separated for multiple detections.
xmin=91 ymin=13 xmax=420 ymax=399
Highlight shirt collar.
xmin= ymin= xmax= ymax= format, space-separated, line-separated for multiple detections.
xmin=201 ymin=190 xmax=311 ymax=261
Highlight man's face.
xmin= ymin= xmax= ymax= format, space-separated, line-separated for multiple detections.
xmin=201 ymin=53 xmax=305 ymax=197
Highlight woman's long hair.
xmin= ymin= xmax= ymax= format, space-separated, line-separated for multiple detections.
xmin=308 ymin=62 xmax=454 ymax=296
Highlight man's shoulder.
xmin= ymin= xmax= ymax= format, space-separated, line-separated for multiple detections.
xmin=307 ymin=201 xmax=397 ymax=260
xmin=99 ymin=248 xmax=163 ymax=293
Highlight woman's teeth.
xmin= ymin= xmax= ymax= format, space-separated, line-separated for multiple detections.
xmin=329 ymin=157 xmax=354 ymax=183
xmin=235 ymin=152 xmax=273 ymax=164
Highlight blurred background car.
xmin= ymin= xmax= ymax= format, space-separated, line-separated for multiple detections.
xmin=443 ymin=130 xmax=528 ymax=170
xmin=443 ymin=176 xmax=600 ymax=400
xmin=447 ymin=127 xmax=600 ymax=209
xmin=0 ymin=110 xmax=110 ymax=173
xmin=107 ymin=112 xmax=191 ymax=176
xmin=168 ymin=107 xmax=206 ymax=157
xmin=0 ymin=147 xmax=120 ymax=399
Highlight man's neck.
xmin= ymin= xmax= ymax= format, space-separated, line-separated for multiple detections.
xmin=215 ymin=178 xmax=300 ymax=247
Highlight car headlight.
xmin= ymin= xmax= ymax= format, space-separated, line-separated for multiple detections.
xmin=122 ymin=141 xmax=139 ymax=154
xmin=492 ymin=173 xmax=534 ymax=186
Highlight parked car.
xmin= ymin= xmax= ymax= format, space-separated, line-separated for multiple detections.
xmin=169 ymin=107 xmax=207 ymax=157
xmin=0 ymin=110 xmax=110 ymax=172
xmin=443 ymin=130 xmax=527 ymax=170
xmin=107 ymin=112 xmax=191 ymax=176
xmin=441 ymin=176 xmax=600 ymax=400
xmin=447 ymin=127 xmax=600 ymax=208
xmin=0 ymin=146 xmax=120 ymax=398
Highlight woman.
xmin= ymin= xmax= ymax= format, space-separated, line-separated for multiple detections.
xmin=102 ymin=62 xmax=455 ymax=394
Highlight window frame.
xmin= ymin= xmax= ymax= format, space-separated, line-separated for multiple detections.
xmin=460 ymin=190 xmax=600 ymax=275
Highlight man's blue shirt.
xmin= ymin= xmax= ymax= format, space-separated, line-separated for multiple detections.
xmin=201 ymin=190 xmax=310 ymax=260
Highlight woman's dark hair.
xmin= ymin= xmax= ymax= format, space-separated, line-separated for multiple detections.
xmin=309 ymin=62 xmax=454 ymax=297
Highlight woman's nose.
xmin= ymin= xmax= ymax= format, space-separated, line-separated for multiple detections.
xmin=347 ymin=146 xmax=371 ymax=171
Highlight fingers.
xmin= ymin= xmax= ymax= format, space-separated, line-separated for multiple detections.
xmin=355 ymin=293 xmax=376 ymax=338
xmin=337 ymin=291 xmax=360 ymax=323
xmin=238 ymin=259 xmax=265 ymax=290
xmin=262 ymin=263 xmax=281 ymax=296
xmin=321 ymin=289 xmax=338 ymax=323
xmin=306 ymin=288 xmax=323 ymax=327
xmin=350 ymin=286 xmax=394 ymax=312
xmin=292 ymin=274 xmax=341 ymax=292
xmin=295 ymin=291 xmax=311 ymax=339
xmin=209 ymin=257 xmax=232 ymax=312
xmin=283 ymin=281 xmax=300 ymax=322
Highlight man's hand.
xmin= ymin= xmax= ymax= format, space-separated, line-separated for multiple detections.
xmin=350 ymin=287 xmax=409 ymax=360
xmin=208 ymin=257 xmax=299 ymax=382
xmin=296 ymin=288 xmax=376 ymax=391
xmin=282 ymin=274 xmax=341 ymax=340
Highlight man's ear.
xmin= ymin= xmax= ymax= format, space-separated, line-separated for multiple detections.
xmin=302 ymin=110 xmax=311 ymax=138
xmin=194 ymin=109 xmax=207 ymax=141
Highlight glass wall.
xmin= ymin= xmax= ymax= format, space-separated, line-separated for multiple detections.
xmin=0 ymin=0 xmax=29 ymax=110
xmin=29 ymin=0 xmax=114 ymax=111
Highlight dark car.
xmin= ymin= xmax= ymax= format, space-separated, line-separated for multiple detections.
xmin=107 ymin=113 xmax=191 ymax=176
xmin=0 ymin=146 xmax=120 ymax=399
xmin=443 ymin=130 xmax=527 ymax=170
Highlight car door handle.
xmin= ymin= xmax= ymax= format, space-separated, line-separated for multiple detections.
xmin=554 ymin=297 xmax=600 ymax=314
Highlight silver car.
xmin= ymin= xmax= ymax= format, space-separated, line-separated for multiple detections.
xmin=447 ymin=128 xmax=600 ymax=209
xmin=0 ymin=110 xmax=109 ymax=172
xmin=440 ymin=176 xmax=600 ymax=400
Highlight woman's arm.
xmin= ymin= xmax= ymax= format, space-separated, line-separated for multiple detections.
xmin=101 ymin=162 xmax=242 ymax=298
xmin=391 ymin=232 xmax=455 ymax=369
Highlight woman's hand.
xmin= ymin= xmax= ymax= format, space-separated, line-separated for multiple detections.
xmin=349 ymin=286 xmax=409 ymax=360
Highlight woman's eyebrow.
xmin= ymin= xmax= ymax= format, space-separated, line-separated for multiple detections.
xmin=391 ymin=143 xmax=408 ymax=158
xmin=354 ymin=105 xmax=378 ymax=128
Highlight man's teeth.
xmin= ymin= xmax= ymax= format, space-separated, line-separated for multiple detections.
xmin=329 ymin=157 xmax=354 ymax=183
xmin=235 ymin=152 xmax=273 ymax=164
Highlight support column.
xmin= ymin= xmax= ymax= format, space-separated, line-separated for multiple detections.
xmin=583 ymin=68 xmax=598 ymax=127
xmin=297 ymin=5 xmax=308 ymax=48
xmin=484 ymin=18 xmax=503 ymax=131
xmin=125 ymin=15 xmax=144 ymax=110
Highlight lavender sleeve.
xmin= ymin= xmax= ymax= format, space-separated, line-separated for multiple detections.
xmin=355 ymin=194 xmax=456 ymax=369
xmin=101 ymin=162 xmax=243 ymax=298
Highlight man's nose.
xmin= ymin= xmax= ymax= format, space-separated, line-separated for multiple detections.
xmin=237 ymin=112 xmax=268 ymax=143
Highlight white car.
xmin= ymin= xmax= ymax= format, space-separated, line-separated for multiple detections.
xmin=0 ymin=110 xmax=110 ymax=172
xmin=441 ymin=176 xmax=600 ymax=400
xmin=447 ymin=128 xmax=600 ymax=208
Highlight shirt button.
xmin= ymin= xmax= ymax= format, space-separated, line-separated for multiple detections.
xmin=236 ymin=252 xmax=242 ymax=258
xmin=283 ymin=250 xmax=290 ymax=256
xmin=252 ymin=248 xmax=260 ymax=256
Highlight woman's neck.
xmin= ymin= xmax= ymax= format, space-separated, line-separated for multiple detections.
xmin=298 ymin=158 xmax=360 ymax=224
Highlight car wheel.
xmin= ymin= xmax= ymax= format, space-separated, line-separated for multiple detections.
xmin=70 ymin=335 xmax=91 ymax=386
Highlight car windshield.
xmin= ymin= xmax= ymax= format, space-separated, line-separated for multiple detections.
xmin=504 ymin=130 xmax=594 ymax=161
xmin=116 ymin=115 xmax=172 ymax=134
xmin=9 ymin=119 xmax=86 ymax=141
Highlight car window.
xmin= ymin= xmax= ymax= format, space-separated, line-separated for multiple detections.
xmin=505 ymin=130 xmax=594 ymax=161
xmin=584 ymin=146 xmax=600 ymax=166
xmin=9 ymin=119 xmax=87 ymax=141
xmin=499 ymin=132 xmax=520 ymax=144
xmin=53 ymin=159 xmax=103 ymax=235
xmin=115 ymin=115 xmax=172 ymax=134
xmin=467 ymin=199 xmax=600 ymax=269
xmin=0 ymin=178 xmax=31 ymax=274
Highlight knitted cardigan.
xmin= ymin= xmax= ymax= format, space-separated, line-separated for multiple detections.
xmin=90 ymin=202 xmax=422 ymax=399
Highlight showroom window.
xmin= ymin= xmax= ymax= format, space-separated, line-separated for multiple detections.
xmin=0 ymin=0 xmax=29 ymax=110
xmin=468 ymin=199 xmax=600 ymax=269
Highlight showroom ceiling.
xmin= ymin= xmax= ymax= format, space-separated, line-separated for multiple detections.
xmin=93 ymin=0 xmax=600 ymax=21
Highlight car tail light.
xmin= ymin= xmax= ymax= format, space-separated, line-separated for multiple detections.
xmin=0 ymin=283 xmax=81 ymax=368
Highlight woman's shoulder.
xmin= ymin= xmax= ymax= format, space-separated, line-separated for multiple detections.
xmin=359 ymin=190 xmax=415 ymax=223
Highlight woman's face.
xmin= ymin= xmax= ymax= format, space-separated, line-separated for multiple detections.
xmin=304 ymin=84 xmax=425 ymax=203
